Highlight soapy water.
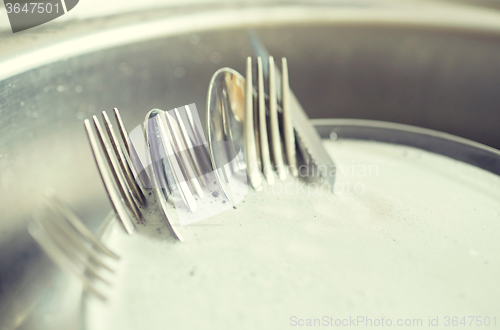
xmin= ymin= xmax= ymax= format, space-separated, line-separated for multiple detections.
xmin=86 ymin=139 xmax=500 ymax=330
xmin=124 ymin=103 xmax=356 ymax=226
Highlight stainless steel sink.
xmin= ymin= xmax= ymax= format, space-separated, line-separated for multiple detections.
xmin=1 ymin=1 xmax=500 ymax=329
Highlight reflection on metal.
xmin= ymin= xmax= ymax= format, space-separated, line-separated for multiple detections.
xmin=248 ymin=33 xmax=337 ymax=189
xmin=29 ymin=194 xmax=119 ymax=301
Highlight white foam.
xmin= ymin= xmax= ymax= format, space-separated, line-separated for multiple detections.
xmin=85 ymin=139 xmax=500 ymax=330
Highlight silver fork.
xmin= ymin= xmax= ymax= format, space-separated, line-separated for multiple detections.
xmin=83 ymin=108 xmax=183 ymax=240
xmin=248 ymin=32 xmax=337 ymax=189
xmin=144 ymin=107 xmax=208 ymax=214
xmin=28 ymin=194 xmax=119 ymax=301
xmin=244 ymin=56 xmax=298 ymax=191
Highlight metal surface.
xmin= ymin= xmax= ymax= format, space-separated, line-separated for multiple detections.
xmin=208 ymin=55 xmax=333 ymax=199
xmin=142 ymin=105 xmax=214 ymax=238
xmin=210 ymin=54 xmax=335 ymax=195
xmin=2 ymin=1 xmax=500 ymax=329
xmin=143 ymin=109 xmax=185 ymax=240
xmin=249 ymin=56 xmax=297 ymax=184
xmin=313 ymin=118 xmax=500 ymax=176
xmin=206 ymin=68 xmax=246 ymax=206
xmin=267 ymin=56 xmax=287 ymax=181
xmin=244 ymin=57 xmax=262 ymax=190
xmin=249 ymin=35 xmax=336 ymax=188
xmin=84 ymin=113 xmax=137 ymax=235
xmin=29 ymin=195 xmax=119 ymax=302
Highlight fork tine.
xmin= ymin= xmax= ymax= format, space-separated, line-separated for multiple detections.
xmin=221 ymin=91 xmax=246 ymax=173
xmin=92 ymin=115 xmax=142 ymax=222
xmin=268 ymin=56 xmax=286 ymax=180
xmin=113 ymin=108 xmax=152 ymax=190
xmin=257 ymin=57 xmax=275 ymax=185
xmin=157 ymin=112 xmax=198 ymax=212
xmin=40 ymin=207 xmax=114 ymax=273
xmin=84 ymin=119 xmax=135 ymax=234
xmin=102 ymin=111 xmax=147 ymax=207
xmin=174 ymin=107 xmax=207 ymax=187
xmin=165 ymin=110 xmax=204 ymax=199
xmin=48 ymin=196 xmax=120 ymax=260
xmin=184 ymin=104 xmax=214 ymax=175
xmin=143 ymin=111 xmax=183 ymax=241
xmin=245 ymin=57 xmax=262 ymax=190
xmin=39 ymin=218 xmax=113 ymax=282
xmin=281 ymin=57 xmax=298 ymax=177
xmin=28 ymin=222 xmax=108 ymax=301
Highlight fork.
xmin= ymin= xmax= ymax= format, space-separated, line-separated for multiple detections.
xmin=248 ymin=32 xmax=337 ymax=190
xmin=83 ymin=108 xmax=183 ymax=240
xmin=244 ymin=56 xmax=298 ymax=191
xmin=28 ymin=194 xmax=119 ymax=301
xmin=84 ymin=104 xmax=217 ymax=240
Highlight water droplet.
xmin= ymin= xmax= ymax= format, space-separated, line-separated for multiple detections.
xmin=76 ymin=111 xmax=85 ymax=120
xmin=57 ymin=85 xmax=65 ymax=92
xmin=75 ymin=85 xmax=83 ymax=93
xmin=212 ymin=191 xmax=219 ymax=197
xmin=329 ymin=131 xmax=338 ymax=140
xmin=20 ymin=101 xmax=24 ymax=106
xmin=119 ymin=62 xmax=133 ymax=76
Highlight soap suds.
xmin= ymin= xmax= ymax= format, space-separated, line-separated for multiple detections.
xmin=85 ymin=140 xmax=500 ymax=330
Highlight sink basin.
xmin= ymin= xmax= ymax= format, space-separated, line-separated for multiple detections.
xmin=1 ymin=1 xmax=500 ymax=329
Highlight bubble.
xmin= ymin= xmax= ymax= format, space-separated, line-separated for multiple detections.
xmin=119 ymin=62 xmax=134 ymax=76
xmin=57 ymin=85 xmax=65 ymax=92
xmin=212 ymin=191 xmax=219 ymax=197
xmin=329 ymin=131 xmax=338 ymax=141
xmin=75 ymin=85 xmax=83 ymax=93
